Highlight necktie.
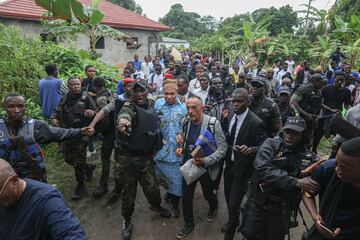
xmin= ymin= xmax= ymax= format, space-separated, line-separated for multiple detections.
xmin=229 ymin=116 xmax=238 ymax=146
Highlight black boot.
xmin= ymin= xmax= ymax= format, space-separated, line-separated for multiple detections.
xmin=150 ymin=205 xmax=171 ymax=218
xmin=72 ymin=183 xmax=86 ymax=200
xmin=122 ymin=221 xmax=133 ymax=240
xmin=84 ymin=164 xmax=96 ymax=182
xmin=107 ymin=182 xmax=122 ymax=204
xmin=93 ymin=184 xmax=108 ymax=198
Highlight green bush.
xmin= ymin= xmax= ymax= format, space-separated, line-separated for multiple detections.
xmin=0 ymin=24 xmax=121 ymax=118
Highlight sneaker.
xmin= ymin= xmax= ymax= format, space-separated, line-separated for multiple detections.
xmin=71 ymin=184 xmax=86 ymax=200
xmin=122 ymin=222 xmax=132 ymax=240
xmin=84 ymin=164 xmax=96 ymax=182
xmin=207 ymin=207 xmax=218 ymax=222
xmin=150 ymin=205 xmax=171 ymax=218
xmin=176 ymin=225 xmax=194 ymax=239
xmin=93 ymin=184 xmax=108 ymax=198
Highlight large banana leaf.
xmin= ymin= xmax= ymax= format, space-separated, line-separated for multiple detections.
xmin=35 ymin=0 xmax=88 ymax=23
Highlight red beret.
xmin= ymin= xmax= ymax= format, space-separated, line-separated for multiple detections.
xmin=164 ymin=73 xmax=174 ymax=80
xmin=123 ymin=78 xmax=134 ymax=84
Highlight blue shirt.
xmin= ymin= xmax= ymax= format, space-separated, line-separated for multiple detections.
xmin=0 ymin=179 xmax=85 ymax=240
xmin=116 ymin=80 xmax=124 ymax=96
xmin=39 ymin=76 xmax=62 ymax=118
xmin=154 ymin=98 xmax=187 ymax=163
xmin=133 ymin=60 xmax=142 ymax=71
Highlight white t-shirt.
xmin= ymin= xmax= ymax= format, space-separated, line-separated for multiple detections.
xmin=193 ymin=87 xmax=209 ymax=104
xmin=148 ymin=73 xmax=164 ymax=94
xmin=189 ymin=78 xmax=201 ymax=93
xmin=285 ymin=60 xmax=295 ymax=73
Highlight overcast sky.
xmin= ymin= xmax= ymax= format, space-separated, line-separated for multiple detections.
xmin=136 ymin=0 xmax=336 ymax=21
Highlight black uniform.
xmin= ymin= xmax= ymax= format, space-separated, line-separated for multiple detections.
xmin=279 ymin=104 xmax=296 ymax=126
xmin=250 ymin=96 xmax=282 ymax=137
xmin=54 ymin=92 xmax=97 ymax=188
xmin=291 ymin=84 xmax=322 ymax=147
xmin=240 ymin=137 xmax=307 ymax=240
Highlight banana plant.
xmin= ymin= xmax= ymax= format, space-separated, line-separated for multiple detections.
xmin=36 ymin=0 xmax=132 ymax=54
xmin=309 ymin=35 xmax=340 ymax=66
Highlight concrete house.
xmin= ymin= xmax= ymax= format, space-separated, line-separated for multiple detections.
xmin=0 ymin=0 xmax=170 ymax=67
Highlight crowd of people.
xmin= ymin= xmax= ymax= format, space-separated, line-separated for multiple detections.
xmin=1 ymin=49 xmax=360 ymax=240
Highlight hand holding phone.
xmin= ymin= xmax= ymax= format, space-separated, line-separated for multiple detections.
xmin=315 ymin=215 xmax=341 ymax=239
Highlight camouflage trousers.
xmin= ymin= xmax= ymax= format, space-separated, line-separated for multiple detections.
xmin=63 ymin=136 xmax=88 ymax=184
xmin=98 ymin=131 xmax=115 ymax=186
xmin=114 ymin=151 xmax=162 ymax=221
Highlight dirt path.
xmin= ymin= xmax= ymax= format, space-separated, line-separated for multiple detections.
xmin=65 ymin=175 xmax=311 ymax=240
xmin=46 ymin=148 xmax=314 ymax=240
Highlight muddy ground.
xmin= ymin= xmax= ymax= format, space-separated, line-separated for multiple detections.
xmin=46 ymin=146 xmax=314 ymax=240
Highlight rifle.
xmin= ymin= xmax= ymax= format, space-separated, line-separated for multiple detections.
xmin=9 ymin=136 xmax=44 ymax=181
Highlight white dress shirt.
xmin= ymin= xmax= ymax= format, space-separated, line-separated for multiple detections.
xmin=229 ymin=108 xmax=249 ymax=161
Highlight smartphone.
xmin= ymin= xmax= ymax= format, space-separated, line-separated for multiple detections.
xmin=318 ymin=223 xmax=334 ymax=234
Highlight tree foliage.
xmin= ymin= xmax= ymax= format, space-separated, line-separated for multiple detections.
xmin=159 ymin=4 xmax=218 ymax=40
xmin=109 ymin=0 xmax=143 ymax=14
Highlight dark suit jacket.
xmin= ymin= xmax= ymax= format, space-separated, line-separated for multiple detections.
xmin=224 ymin=110 xmax=267 ymax=176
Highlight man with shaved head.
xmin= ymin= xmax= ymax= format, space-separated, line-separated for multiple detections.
xmin=176 ymin=96 xmax=227 ymax=239
xmin=0 ymin=159 xmax=85 ymax=239
xmin=221 ymin=88 xmax=267 ymax=239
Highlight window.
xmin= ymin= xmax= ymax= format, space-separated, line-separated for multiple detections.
xmin=95 ymin=36 xmax=105 ymax=49
xmin=127 ymin=37 xmax=141 ymax=49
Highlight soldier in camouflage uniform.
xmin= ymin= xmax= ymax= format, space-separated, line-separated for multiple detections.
xmin=117 ymin=80 xmax=171 ymax=240
xmin=89 ymin=77 xmax=134 ymax=203
xmin=51 ymin=77 xmax=98 ymax=200
xmin=91 ymin=77 xmax=115 ymax=198
xmin=250 ymin=76 xmax=282 ymax=137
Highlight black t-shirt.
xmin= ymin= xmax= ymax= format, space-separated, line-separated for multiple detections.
xmin=0 ymin=179 xmax=85 ymax=240
xmin=321 ymin=85 xmax=351 ymax=116
xmin=311 ymin=160 xmax=360 ymax=239
xmin=81 ymin=78 xmax=96 ymax=94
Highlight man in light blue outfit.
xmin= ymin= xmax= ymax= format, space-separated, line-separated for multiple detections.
xmin=154 ymin=79 xmax=187 ymax=218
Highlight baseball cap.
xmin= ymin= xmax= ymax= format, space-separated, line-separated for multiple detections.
xmin=251 ymin=76 xmax=267 ymax=87
xmin=131 ymin=80 xmax=148 ymax=91
xmin=310 ymin=73 xmax=326 ymax=83
xmin=334 ymin=70 xmax=345 ymax=77
xmin=283 ymin=117 xmax=306 ymax=132
xmin=277 ymin=87 xmax=292 ymax=95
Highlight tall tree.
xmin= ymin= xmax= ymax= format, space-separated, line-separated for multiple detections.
xmin=110 ymin=0 xmax=143 ymax=14
xmin=159 ymin=4 xmax=218 ymax=40
xmin=252 ymin=5 xmax=298 ymax=36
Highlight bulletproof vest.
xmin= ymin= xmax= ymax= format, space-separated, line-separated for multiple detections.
xmin=128 ymin=104 xmax=159 ymax=153
xmin=0 ymin=119 xmax=45 ymax=179
xmin=299 ymin=89 xmax=322 ymax=115
xmin=63 ymin=93 xmax=89 ymax=128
